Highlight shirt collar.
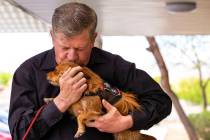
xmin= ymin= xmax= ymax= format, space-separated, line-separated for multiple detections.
xmin=87 ymin=47 xmax=107 ymax=67
xmin=40 ymin=48 xmax=57 ymax=70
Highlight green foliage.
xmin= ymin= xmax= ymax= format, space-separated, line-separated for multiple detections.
xmin=153 ymin=76 xmax=161 ymax=84
xmin=175 ymin=78 xmax=210 ymax=104
xmin=189 ymin=111 xmax=210 ymax=140
xmin=0 ymin=72 xmax=12 ymax=86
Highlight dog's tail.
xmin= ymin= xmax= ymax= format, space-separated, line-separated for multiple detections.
xmin=114 ymin=92 xmax=141 ymax=115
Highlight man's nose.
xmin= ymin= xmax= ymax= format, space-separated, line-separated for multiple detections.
xmin=67 ymin=49 xmax=78 ymax=61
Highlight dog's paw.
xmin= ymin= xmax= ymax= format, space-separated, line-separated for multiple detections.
xmin=43 ymin=98 xmax=54 ymax=103
xmin=74 ymin=130 xmax=85 ymax=138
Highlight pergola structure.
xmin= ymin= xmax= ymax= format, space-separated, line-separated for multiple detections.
xmin=1 ymin=0 xmax=210 ymax=35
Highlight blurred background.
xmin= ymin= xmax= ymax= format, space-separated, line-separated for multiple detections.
xmin=0 ymin=0 xmax=210 ymax=140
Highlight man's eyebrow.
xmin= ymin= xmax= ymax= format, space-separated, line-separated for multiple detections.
xmin=59 ymin=45 xmax=69 ymax=48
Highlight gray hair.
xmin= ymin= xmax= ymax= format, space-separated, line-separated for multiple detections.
xmin=52 ymin=2 xmax=97 ymax=39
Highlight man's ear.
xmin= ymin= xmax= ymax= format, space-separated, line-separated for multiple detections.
xmin=93 ymin=33 xmax=103 ymax=49
xmin=92 ymin=32 xmax=97 ymax=42
xmin=50 ymin=30 xmax=54 ymax=41
xmin=94 ymin=32 xmax=97 ymax=40
xmin=90 ymin=32 xmax=98 ymax=48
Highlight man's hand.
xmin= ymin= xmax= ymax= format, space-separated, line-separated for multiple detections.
xmin=86 ymin=99 xmax=133 ymax=133
xmin=54 ymin=66 xmax=87 ymax=112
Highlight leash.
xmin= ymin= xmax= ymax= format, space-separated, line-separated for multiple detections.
xmin=22 ymin=105 xmax=46 ymax=140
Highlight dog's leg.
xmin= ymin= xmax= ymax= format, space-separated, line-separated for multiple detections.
xmin=74 ymin=111 xmax=102 ymax=138
xmin=84 ymin=111 xmax=101 ymax=126
xmin=74 ymin=113 xmax=86 ymax=138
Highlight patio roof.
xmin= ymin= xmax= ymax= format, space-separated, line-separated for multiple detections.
xmin=1 ymin=0 xmax=210 ymax=35
xmin=0 ymin=0 xmax=49 ymax=32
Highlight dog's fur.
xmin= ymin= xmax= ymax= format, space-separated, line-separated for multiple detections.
xmin=47 ymin=62 xmax=156 ymax=140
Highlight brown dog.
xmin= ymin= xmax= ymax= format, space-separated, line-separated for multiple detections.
xmin=47 ymin=62 xmax=156 ymax=140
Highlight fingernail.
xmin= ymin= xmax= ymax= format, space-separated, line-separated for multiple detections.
xmin=102 ymin=99 xmax=107 ymax=104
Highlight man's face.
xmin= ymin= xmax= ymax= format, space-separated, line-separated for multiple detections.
xmin=51 ymin=29 xmax=96 ymax=66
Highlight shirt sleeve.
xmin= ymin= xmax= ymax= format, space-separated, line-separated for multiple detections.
xmin=8 ymin=65 xmax=63 ymax=140
xmin=113 ymin=55 xmax=172 ymax=130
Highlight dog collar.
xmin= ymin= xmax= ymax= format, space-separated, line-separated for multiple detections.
xmin=84 ymin=82 xmax=122 ymax=105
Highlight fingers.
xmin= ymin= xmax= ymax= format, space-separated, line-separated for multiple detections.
xmin=69 ymin=66 xmax=83 ymax=77
xmin=102 ymin=99 xmax=115 ymax=112
xmin=86 ymin=100 xmax=121 ymax=132
xmin=71 ymin=71 xmax=87 ymax=93
xmin=54 ymin=66 xmax=88 ymax=113
xmin=72 ymin=72 xmax=85 ymax=84
xmin=58 ymin=65 xmax=87 ymax=99
xmin=61 ymin=66 xmax=83 ymax=81
xmin=78 ymin=83 xmax=88 ymax=93
xmin=86 ymin=100 xmax=115 ymax=128
xmin=60 ymin=67 xmax=72 ymax=82
xmin=60 ymin=66 xmax=86 ymax=86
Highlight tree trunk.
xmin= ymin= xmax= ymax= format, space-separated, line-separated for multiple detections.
xmin=197 ymin=65 xmax=207 ymax=111
xmin=146 ymin=36 xmax=198 ymax=140
xmin=201 ymin=88 xmax=207 ymax=111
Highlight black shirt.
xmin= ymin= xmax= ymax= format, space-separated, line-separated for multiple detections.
xmin=8 ymin=47 xmax=172 ymax=140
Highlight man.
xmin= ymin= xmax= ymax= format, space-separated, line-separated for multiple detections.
xmin=8 ymin=2 xmax=172 ymax=140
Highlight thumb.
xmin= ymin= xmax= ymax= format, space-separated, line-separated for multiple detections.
xmin=102 ymin=99 xmax=114 ymax=111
